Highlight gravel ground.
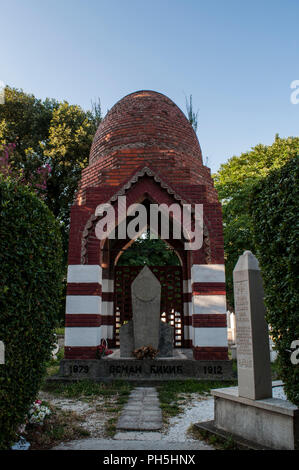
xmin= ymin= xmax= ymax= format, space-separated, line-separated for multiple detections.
xmin=161 ymin=394 xmax=213 ymax=442
xmin=39 ymin=391 xmax=119 ymax=438
xmin=161 ymin=386 xmax=287 ymax=442
xmin=42 ymin=385 xmax=288 ymax=447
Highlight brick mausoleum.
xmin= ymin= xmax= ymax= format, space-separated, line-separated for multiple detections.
xmin=65 ymin=90 xmax=228 ymax=361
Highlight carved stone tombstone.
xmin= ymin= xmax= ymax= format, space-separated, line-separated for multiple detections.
xmin=119 ymin=266 xmax=174 ymax=357
xmin=131 ymin=265 xmax=161 ymax=350
xmin=233 ymin=250 xmax=272 ymax=400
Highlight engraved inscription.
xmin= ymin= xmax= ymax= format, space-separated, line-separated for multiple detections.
xmin=235 ymin=280 xmax=253 ymax=369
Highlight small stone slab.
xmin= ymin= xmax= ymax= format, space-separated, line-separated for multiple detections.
xmin=113 ymin=432 xmax=163 ymax=441
xmin=119 ymin=321 xmax=134 ymax=357
xmin=119 ymin=320 xmax=174 ymax=358
xmin=116 ymin=387 xmax=163 ymax=431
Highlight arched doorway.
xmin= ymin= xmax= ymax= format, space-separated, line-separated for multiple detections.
xmin=113 ymin=231 xmax=184 ymax=348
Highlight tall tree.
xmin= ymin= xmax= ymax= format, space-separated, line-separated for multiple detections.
xmin=0 ymin=86 xmax=102 ymax=260
xmin=213 ymin=135 xmax=299 ymax=308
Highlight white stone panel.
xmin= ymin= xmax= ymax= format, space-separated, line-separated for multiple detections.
xmin=66 ymin=295 xmax=101 ymax=314
xmin=183 ymin=302 xmax=193 ymax=316
xmin=65 ymin=327 xmax=101 ymax=346
xmin=183 ymin=280 xmax=192 ymax=293
xmin=191 ymin=264 xmax=225 ymax=283
xmin=101 ymin=301 xmax=114 ymax=316
xmin=193 ymin=295 xmax=226 ymax=314
xmin=102 ymin=279 xmax=114 ymax=292
xmin=193 ymin=327 xmax=228 ymax=347
xmin=67 ymin=265 xmax=102 ymax=284
xmin=101 ymin=325 xmax=114 ymax=340
xmin=184 ymin=325 xmax=193 ymax=341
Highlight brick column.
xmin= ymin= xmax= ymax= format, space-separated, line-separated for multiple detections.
xmin=191 ymin=264 xmax=228 ymax=360
xmin=65 ymin=265 xmax=102 ymax=359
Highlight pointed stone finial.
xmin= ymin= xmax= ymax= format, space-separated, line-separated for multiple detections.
xmin=132 ymin=265 xmax=161 ymax=302
xmin=233 ymin=250 xmax=260 ymax=272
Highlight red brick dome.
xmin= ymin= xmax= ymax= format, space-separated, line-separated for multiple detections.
xmin=89 ymin=90 xmax=203 ymax=166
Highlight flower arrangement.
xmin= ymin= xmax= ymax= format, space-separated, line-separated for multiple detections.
xmin=96 ymin=339 xmax=113 ymax=359
xmin=133 ymin=345 xmax=159 ymax=360
xmin=11 ymin=400 xmax=51 ymax=449
xmin=27 ymin=400 xmax=51 ymax=425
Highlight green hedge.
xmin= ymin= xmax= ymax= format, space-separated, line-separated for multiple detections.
xmin=0 ymin=178 xmax=63 ymax=447
xmin=250 ymin=156 xmax=299 ymax=405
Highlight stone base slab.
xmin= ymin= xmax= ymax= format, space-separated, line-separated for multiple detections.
xmin=212 ymin=386 xmax=299 ymax=450
xmin=194 ymin=421 xmax=271 ymax=450
xmin=57 ymin=355 xmax=234 ymax=382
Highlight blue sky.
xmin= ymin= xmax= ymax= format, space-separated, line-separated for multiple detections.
xmin=1 ymin=0 xmax=298 ymax=172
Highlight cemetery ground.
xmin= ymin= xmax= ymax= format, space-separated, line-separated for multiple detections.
xmin=23 ymin=342 xmax=279 ymax=450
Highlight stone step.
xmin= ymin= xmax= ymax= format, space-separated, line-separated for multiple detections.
xmin=116 ymin=386 xmax=163 ymax=431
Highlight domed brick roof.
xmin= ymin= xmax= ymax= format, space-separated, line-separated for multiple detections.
xmin=89 ymin=90 xmax=203 ymax=166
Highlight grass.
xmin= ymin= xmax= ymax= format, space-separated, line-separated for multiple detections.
xmin=41 ymin=379 xmax=133 ymax=438
xmin=44 ymin=347 xmax=64 ymax=378
xmin=157 ymin=379 xmax=237 ymax=423
xmin=25 ymin=404 xmax=90 ymax=450
xmin=188 ymin=424 xmax=241 ymax=450
xmin=105 ymin=417 xmax=118 ymax=437
xmin=55 ymin=327 xmax=65 ymax=336
xmin=42 ymin=379 xmax=132 ymax=400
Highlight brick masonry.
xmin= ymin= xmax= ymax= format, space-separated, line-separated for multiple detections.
xmin=65 ymin=90 xmax=228 ymax=361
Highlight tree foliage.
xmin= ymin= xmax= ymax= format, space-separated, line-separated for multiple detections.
xmin=0 ymin=177 xmax=63 ymax=447
xmin=117 ymin=231 xmax=180 ymax=266
xmin=0 ymin=86 xmax=101 ymax=262
xmin=249 ymin=156 xmax=299 ymax=405
xmin=0 ymin=143 xmax=51 ymax=197
xmin=213 ymin=135 xmax=299 ymax=308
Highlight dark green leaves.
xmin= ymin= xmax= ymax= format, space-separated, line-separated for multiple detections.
xmin=0 ymin=178 xmax=63 ymax=447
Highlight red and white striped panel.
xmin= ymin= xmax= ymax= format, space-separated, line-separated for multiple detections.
xmin=101 ymin=279 xmax=114 ymax=341
xmin=191 ymin=264 xmax=228 ymax=359
xmin=182 ymin=279 xmax=193 ymax=346
xmin=65 ymin=265 xmax=102 ymax=359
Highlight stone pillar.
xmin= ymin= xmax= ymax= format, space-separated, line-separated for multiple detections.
xmin=101 ymin=277 xmax=114 ymax=345
xmin=191 ymin=264 xmax=228 ymax=360
xmin=233 ymin=251 xmax=272 ymax=400
xmin=64 ymin=264 xmax=102 ymax=359
xmin=183 ymin=278 xmax=193 ymax=348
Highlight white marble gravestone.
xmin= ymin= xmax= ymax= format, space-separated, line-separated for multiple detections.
xmin=233 ymin=250 xmax=272 ymax=400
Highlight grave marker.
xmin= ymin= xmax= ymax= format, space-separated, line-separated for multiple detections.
xmin=233 ymin=250 xmax=272 ymax=400
xmin=131 ymin=266 xmax=161 ymax=351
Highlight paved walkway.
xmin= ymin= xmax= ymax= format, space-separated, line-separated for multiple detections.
xmin=53 ymin=386 xmax=213 ymax=450
xmin=117 ymin=387 xmax=162 ymax=431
